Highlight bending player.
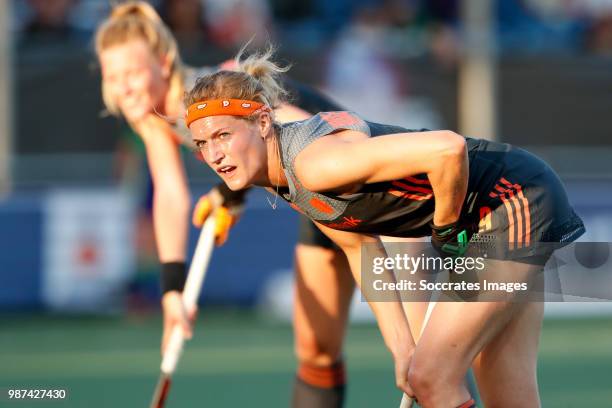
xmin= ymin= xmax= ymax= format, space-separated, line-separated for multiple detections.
xmin=184 ymin=49 xmax=585 ymax=407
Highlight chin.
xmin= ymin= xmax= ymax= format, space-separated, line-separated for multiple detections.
xmin=226 ymin=178 xmax=247 ymax=191
xmin=121 ymin=105 xmax=149 ymax=122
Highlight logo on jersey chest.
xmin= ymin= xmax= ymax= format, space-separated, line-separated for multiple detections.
xmin=324 ymin=216 xmax=363 ymax=230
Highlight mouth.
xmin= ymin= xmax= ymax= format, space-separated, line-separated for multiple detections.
xmin=216 ymin=165 xmax=237 ymax=179
xmin=122 ymin=94 xmax=146 ymax=109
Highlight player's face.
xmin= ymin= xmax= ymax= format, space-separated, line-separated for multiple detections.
xmin=99 ymin=40 xmax=168 ymax=122
xmin=190 ymin=115 xmax=268 ymax=190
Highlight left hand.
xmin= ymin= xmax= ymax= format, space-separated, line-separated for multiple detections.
xmin=430 ymin=220 xmax=475 ymax=257
xmin=192 ymin=186 xmax=245 ymax=246
xmin=161 ymin=291 xmax=198 ymax=355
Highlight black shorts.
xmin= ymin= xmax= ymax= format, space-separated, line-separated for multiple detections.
xmin=297 ymin=214 xmax=340 ymax=250
xmin=468 ymin=147 xmax=585 ymax=265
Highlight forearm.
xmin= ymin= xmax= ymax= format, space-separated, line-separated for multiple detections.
xmin=344 ymin=245 xmax=415 ymax=354
xmin=428 ymin=139 xmax=469 ymax=225
xmin=137 ymin=116 xmax=192 ymax=262
xmin=153 ymin=186 xmax=190 ymax=262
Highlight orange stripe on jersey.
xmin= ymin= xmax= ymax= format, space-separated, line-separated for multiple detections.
xmin=404 ymin=176 xmax=431 ymax=185
xmin=309 ymin=197 xmax=334 ymax=214
xmin=391 ymin=180 xmax=433 ymax=194
xmin=388 ymin=189 xmax=432 ymax=201
xmin=320 ymin=112 xmax=362 ymax=128
xmin=514 ymin=184 xmax=531 ymax=246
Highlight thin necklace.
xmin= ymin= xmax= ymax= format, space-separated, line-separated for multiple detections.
xmin=266 ymin=134 xmax=282 ymax=210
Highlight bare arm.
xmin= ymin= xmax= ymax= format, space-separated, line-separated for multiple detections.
xmin=315 ymin=224 xmax=415 ymax=352
xmin=135 ymin=115 xmax=191 ymax=263
xmin=315 ymin=222 xmax=415 ymax=394
xmin=295 ymin=130 xmax=469 ymax=225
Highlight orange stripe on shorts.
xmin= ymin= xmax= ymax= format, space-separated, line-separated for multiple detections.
xmin=501 ymin=177 xmax=531 ymax=247
xmin=499 ymin=192 xmax=516 ymax=250
xmin=505 ymin=188 xmax=524 ymax=248
xmin=514 ymin=184 xmax=531 ymax=246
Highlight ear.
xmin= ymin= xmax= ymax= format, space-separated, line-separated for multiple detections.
xmin=257 ymin=109 xmax=273 ymax=139
xmin=160 ymin=55 xmax=172 ymax=79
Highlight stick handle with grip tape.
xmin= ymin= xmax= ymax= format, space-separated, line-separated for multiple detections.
xmin=150 ymin=214 xmax=217 ymax=408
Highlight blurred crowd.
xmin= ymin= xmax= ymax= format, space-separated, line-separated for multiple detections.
xmin=12 ymin=0 xmax=612 ymax=57
xmin=13 ymin=0 xmax=612 ymax=133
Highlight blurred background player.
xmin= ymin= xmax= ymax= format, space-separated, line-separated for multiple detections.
xmin=95 ymin=3 xmax=363 ymax=406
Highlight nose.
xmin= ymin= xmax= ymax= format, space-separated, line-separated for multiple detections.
xmin=204 ymin=140 xmax=224 ymax=164
xmin=119 ymin=77 xmax=133 ymax=98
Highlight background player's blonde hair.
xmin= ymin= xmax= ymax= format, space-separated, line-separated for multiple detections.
xmin=95 ymin=1 xmax=184 ymax=116
xmin=185 ymin=46 xmax=289 ymax=118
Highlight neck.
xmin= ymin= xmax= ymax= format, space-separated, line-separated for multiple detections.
xmin=160 ymin=76 xmax=180 ymax=119
xmin=264 ymin=129 xmax=288 ymax=188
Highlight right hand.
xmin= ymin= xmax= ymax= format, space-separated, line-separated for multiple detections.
xmin=393 ymin=345 xmax=417 ymax=400
xmin=192 ymin=185 xmax=246 ymax=246
xmin=161 ymin=291 xmax=196 ymax=355
xmin=430 ymin=220 xmax=475 ymax=258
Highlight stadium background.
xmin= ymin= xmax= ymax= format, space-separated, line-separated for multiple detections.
xmin=1 ymin=0 xmax=611 ymax=406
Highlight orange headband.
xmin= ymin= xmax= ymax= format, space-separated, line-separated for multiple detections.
xmin=185 ymin=99 xmax=265 ymax=127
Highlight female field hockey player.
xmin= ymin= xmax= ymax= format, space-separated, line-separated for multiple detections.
xmin=95 ymin=3 xmax=372 ymax=406
xmin=184 ymin=50 xmax=585 ymax=407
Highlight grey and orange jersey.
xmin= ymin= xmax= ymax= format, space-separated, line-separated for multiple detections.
xmin=275 ymin=110 xmax=585 ymax=254
xmin=276 ymin=111 xmax=439 ymax=237
xmin=275 ymin=111 xmax=524 ymax=237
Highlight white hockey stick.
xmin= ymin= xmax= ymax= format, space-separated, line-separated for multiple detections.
xmin=150 ymin=214 xmax=217 ymax=408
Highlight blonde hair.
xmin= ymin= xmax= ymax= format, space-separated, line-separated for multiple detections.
xmin=185 ymin=46 xmax=289 ymax=119
xmin=95 ymin=1 xmax=184 ymax=116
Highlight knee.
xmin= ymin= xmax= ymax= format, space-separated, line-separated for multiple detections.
xmin=295 ymin=333 xmax=342 ymax=366
xmin=408 ymin=361 xmax=467 ymax=407
xmin=407 ymin=363 xmax=439 ymax=403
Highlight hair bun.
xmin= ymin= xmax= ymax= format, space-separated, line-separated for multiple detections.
xmin=110 ymin=1 xmax=161 ymax=23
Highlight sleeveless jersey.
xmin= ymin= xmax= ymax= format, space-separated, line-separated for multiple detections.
xmin=276 ymin=111 xmax=511 ymax=238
